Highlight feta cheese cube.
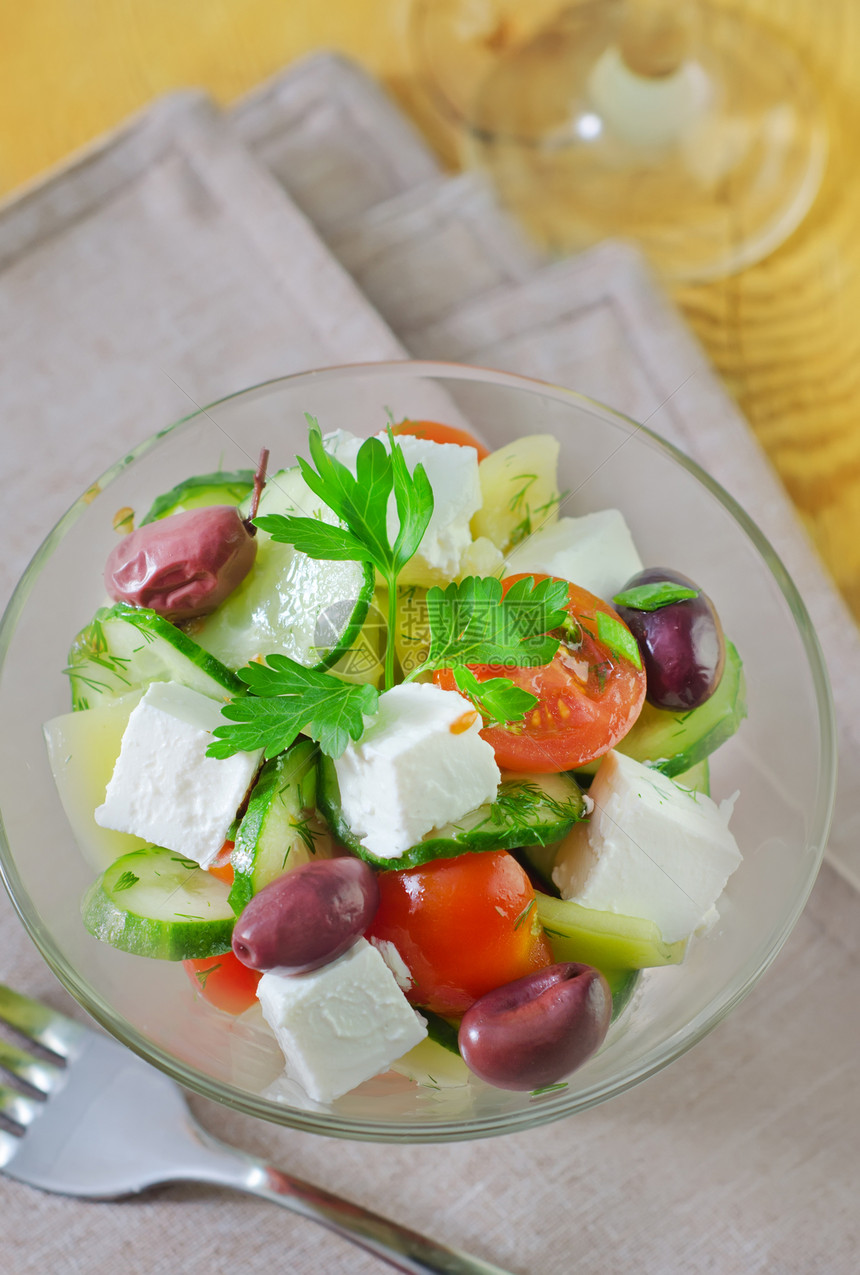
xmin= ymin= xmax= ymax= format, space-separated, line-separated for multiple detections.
xmin=552 ymin=750 xmax=742 ymax=942
xmin=333 ymin=682 xmax=501 ymax=860
xmin=370 ymin=938 xmax=414 ymax=992
xmin=94 ymin=681 xmax=262 ymax=868
xmin=504 ymin=510 xmax=643 ymax=602
xmin=324 ymin=429 xmax=482 ymax=584
xmin=257 ymin=938 xmax=427 ymax=1103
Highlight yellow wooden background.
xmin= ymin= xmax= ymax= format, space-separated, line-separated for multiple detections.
xmin=2 ymin=0 xmax=859 ymax=624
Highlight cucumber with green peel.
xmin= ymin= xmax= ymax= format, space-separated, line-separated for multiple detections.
xmin=390 ymin=1034 xmax=471 ymax=1089
xmin=604 ymin=968 xmax=640 ymax=1022
xmin=229 ymin=740 xmax=333 ymax=914
xmin=66 ymin=603 xmax=244 ymax=711
xmin=535 ymin=892 xmax=686 ymax=970
xmin=140 ymin=470 xmax=255 ymax=524
xmin=318 ymin=762 xmax=588 ymax=871
xmin=674 ymin=756 xmax=711 ymax=796
xmin=189 ymin=466 xmax=378 ymax=680
xmin=516 ymin=841 xmax=560 ymax=894
xmin=577 ymin=640 xmax=746 ymax=780
xmin=82 ymin=846 xmax=234 ymax=960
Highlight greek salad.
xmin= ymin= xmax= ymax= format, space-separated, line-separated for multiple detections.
xmin=44 ymin=416 xmax=746 ymax=1103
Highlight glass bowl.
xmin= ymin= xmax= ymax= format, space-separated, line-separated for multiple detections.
xmin=0 ymin=361 xmax=835 ymax=1142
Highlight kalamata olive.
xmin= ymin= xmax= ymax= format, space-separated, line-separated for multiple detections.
xmin=232 ymin=858 xmax=380 ymax=973
xmin=104 ymin=506 xmax=257 ymax=620
xmin=615 ymin=567 xmax=725 ymax=711
xmin=458 ymin=963 xmax=611 ymax=1091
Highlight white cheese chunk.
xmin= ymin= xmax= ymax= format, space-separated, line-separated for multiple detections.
xmin=94 ymin=681 xmax=262 ymax=868
xmin=333 ymin=682 xmax=500 ymax=860
xmin=504 ymin=510 xmax=643 ymax=602
xmin=552 ymin=750 xmax=742 ymax=943
xmin=324 ymin=429 xmax=482 ymax=585
xmin=370 ymin=938 xmax=414 ymax=992
xmin=257 ymin=938 xmax=427 ymax=1103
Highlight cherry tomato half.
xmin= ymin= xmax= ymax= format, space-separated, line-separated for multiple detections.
xmin=207 ymin=840 xmax=234 ymax=886
xmin=435 ymin=575 xmax=646 ymax=772
xmin=184 ymin=951 xmax=261 ymax=1015
xmin=366 ymin=851 xmax=553 ymax=1017
xmin=392 ymin=419 xmax=490 ymax=461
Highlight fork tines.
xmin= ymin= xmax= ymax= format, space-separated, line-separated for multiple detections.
xmin=0 ymin=1036 xmax=62 ymax=1097
xmin=0 ymin=1080 xmax=42 ymax=1131
xmin=0 ymin=985 xmax=84 ymax=1060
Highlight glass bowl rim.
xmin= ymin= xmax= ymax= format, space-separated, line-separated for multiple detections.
xmin=0 ymin=358 xmax=837 ymax=1142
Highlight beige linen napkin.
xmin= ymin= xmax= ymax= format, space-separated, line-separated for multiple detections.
xmin=1 ymin=54 xmax=858 ymax=1275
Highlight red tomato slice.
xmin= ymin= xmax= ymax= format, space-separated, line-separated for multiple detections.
xmin=392 ymin=419 xmax=490 ymax=461
xmin=207 ymin=840 xmax=234 ymax=886
xmin=366 ymin=851 xmax=553 ymax=1017
xmin=184 ymin=951 xmax=260 ymax=1015
xmin=435 ymin=575 xmax=646 ymax=772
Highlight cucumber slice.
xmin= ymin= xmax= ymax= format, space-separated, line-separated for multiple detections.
xmin=318 ymin=762 xmax=587 ymax=870
xmin=618 ymin=640 xmax=745 ymax=777
xmin=604 ymin=968 xmax=640 ymax=1022
xmin=140 ymin=470 xmax=255 ymax=524
xmin=82 ymin=846 xmax=234 ymax=960
xmin=229 ymin=740 xmax=333 ymax=915
xmin=422 ymin=1009 xmax=461 ymax=1054
xmin=535 ymin=892 xmax=686 ymax=970
xmin=391 ymin=1035 xmax=471 ymax=1089
xmin=674 ymin=756 xmax=711 ymax=796
xmin=516 ymin=841 xmax=561 ymax=895
xmin=66 ymin=603 xmax=244 ymax=711
xmin=189 ymin=467 xmax=377 ymax=678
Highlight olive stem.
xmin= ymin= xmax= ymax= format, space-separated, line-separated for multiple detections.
xmin=245 ymin=447 xmax=270 ymax=531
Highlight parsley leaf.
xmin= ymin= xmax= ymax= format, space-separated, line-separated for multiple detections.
xmin=452 ymin=666 xmax=538 ymax=727
xmin=415 ymin=575 xmax=569 ymax=674
xmin=253 ymin=516 xmax=367 ymax=562
xmin=595 ymin=611 xmax=643 ymax=669
xmin=613 ymin=581 xmax=699 ymax=611
xmin=207 ymin=655 xmax=379 ymax=760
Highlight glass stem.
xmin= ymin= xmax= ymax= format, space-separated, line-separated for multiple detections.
xmin=619 ymin=0 xmax=696 ymax=77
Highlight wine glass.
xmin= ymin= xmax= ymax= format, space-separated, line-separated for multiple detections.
xmin=412 ymin=0 xmax=828 ymax=281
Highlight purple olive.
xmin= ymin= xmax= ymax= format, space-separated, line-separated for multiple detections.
xmin=458 ymin=963 xmax=611 ymax=1091
xmin=104 ymin=506 xmax=257 ymax=621
xmin=232 ymin=858 xmax=380 ymax=973
xmin=615 ymin=567 xmax=725 ymax=711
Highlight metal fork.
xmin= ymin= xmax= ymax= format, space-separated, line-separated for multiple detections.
xmin=0 ymin=984 xmax=511 ymax=1275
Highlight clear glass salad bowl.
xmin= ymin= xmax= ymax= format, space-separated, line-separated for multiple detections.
xmin=0 ymin=361 xmax=835 ymax=1142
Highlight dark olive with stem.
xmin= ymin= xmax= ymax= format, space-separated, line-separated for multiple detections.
xmin=615 ymin=567 xmax=725 ymax=710
xmin=104 ymin=448 xmax=269 ymax=622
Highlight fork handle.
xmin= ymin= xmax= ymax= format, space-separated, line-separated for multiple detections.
xmin=190 ymin=1133 xmax=513 ymax=1275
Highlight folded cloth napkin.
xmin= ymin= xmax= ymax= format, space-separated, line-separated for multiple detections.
xmin=1 ymin=53 xmax=858 ymax=1275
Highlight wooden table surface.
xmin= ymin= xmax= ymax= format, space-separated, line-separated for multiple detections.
xmin=3 ymin=0 xmax=858 ymax=624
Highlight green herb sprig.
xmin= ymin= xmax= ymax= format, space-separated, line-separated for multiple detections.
xmin=207 ymin=656 xmax=379 ymax=760
xmin=404 ymin=574 xmax=569 ymax=725
xmin=613 ymin=581 xmax=699 ymax=611
xmin=255 ymin=415 xmax=433 ymax=690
